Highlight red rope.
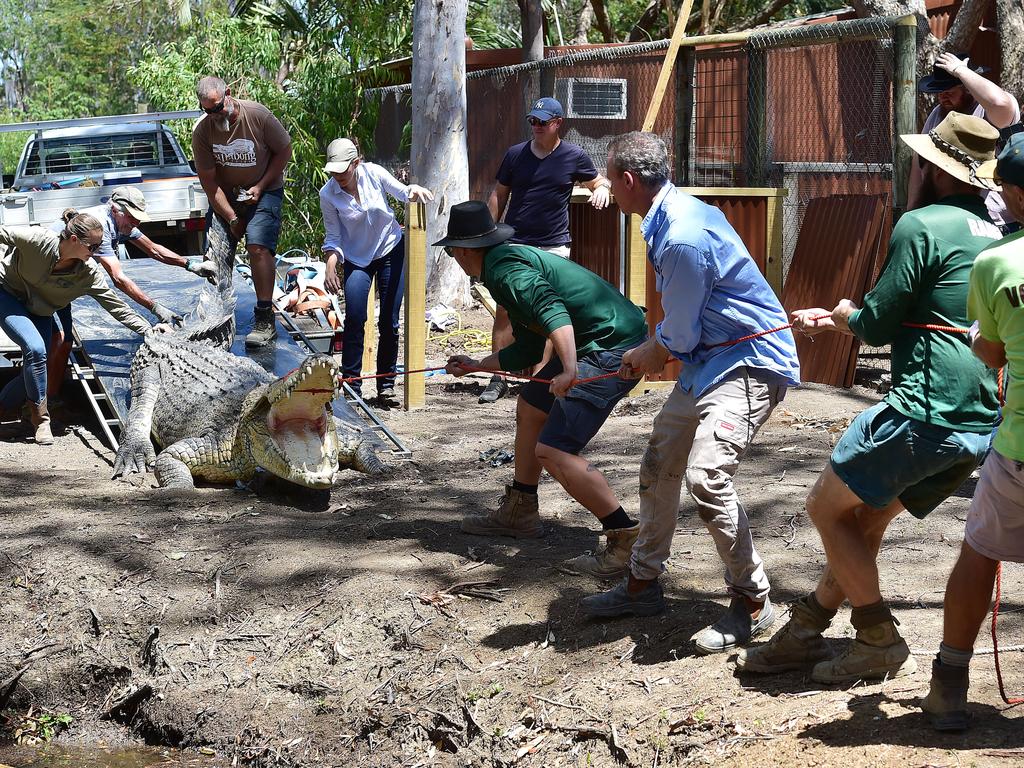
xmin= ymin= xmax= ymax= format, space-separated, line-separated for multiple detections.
xmin=340 ymin=364 xmax=622 ymax=386
xmin=991 ymin=562 xmax=1024 ymax=705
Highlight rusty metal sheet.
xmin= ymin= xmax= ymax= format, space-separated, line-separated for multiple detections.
xmin=782 ymin=194 xmax=887 ymax=388
xmin=568 ymin=202 xmax=620 ymax=287
xmin=644 ymin=192 xmax=771 ymax=383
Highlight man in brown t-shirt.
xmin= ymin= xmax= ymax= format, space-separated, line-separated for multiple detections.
xmin=192 ymin=75 xmax=292 ymax=348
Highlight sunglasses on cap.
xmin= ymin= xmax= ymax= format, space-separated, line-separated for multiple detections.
xmin=527 ymin=117 xmax=554 ymax=127
xmin=201 ymin=97 xmax=227 ymax=115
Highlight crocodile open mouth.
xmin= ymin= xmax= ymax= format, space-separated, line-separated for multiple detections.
xmin=252 ymin=356 xmax=341 ymax=488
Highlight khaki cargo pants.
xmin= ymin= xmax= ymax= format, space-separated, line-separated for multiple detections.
xmin=629 ymin=367 xmax=786 ymax=600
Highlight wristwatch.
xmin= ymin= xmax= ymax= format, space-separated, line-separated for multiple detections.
xmin=229 ymin=216 xmax=240 ymax=227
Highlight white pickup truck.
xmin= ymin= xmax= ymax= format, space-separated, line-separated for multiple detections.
xmin=0 ymin=111 xmax=210 ymax=255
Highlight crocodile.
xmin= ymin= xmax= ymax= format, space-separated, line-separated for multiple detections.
xmin=112 ymin=216 xmax=385 ymax=489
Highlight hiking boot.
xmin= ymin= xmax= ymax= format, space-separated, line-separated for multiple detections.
xmin=479 ymin=375 xmax=509 ymax=404
xmin=376 ymin=389 xmax=400 ymax=410
xmin=245 ymin=307 xmax=278 ymax=348
xmin=693 ymin=597 xmax=776 ymax=654
xmin=581 ymin=576 xmax=665 ymax=618
xmin=921 ymin=657 xmax=970 ymax=731
xmin=566 ymin=524 xmax=639 ymax=580
xmin=460 ymin=485 xmax=543 ymax=538
xmin=28 ymin=398 xmax=53 ymax=446
xmin=811 ymin=618 xmax=917 ymax=684
xmin=736 ymin=596 xmax=833 ymax=673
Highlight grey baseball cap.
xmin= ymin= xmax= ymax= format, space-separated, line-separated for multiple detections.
xmin=109 ymin=186 xmax=150 ymax=222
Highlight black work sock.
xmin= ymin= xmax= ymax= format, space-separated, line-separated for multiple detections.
xmin=256 ymin=300 xmax=273 ymax=311
xmin=806 ymin=591 xmax=839 ymax=624
xmin=600 ymin=506 xmax=636 ymax=530
xmin=850 ymin=599 xmax=894 ymax=631
xmin=512 ymin=480 xmax=538 ymax=495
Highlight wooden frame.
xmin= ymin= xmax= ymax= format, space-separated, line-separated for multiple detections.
xmin=403 ymin=202 xmax=427 ymax=410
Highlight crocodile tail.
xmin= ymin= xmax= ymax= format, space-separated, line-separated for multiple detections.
xmin=179 ymin=216 xmax=237 ymax=349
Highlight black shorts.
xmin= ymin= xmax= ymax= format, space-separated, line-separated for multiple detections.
xmin=520 ymin=346 xmax=642 ymax=455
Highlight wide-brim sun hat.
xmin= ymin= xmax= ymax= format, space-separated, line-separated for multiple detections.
xmin=432 ymin=200 xmax=515 ymax=249
xmin=324 ymin=138 xmax=359 ymax=174
xmin=918 ymin=52 xmax=989 ymax=94
xmin=900 ymin=111 xmax=1000 ymax=190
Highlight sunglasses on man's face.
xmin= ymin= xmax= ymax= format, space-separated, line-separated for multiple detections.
xmin=527 ymin=117 xmax=554 ymax=127
xmin=202 ymin=97 xmax=227 ymax=115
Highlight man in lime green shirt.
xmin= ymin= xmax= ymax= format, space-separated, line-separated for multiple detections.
xmin=921 ymin=132 xmax=1024 ymax=731
xmin=739 ymin=113 xmax=1001 ymax=684
xmin=436 ymin=201 xmax=648 ymax=578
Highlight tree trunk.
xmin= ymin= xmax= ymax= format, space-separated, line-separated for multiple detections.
xmin=851 ymin=0 xmax=938 ymax=72
xmin=572 ymin=0 xmax=595 ymax=44
xmin=412 ymin=0 xmax=471 ymax=306
xmin=519 ymin=0 xmax=545 ymax=61
xmin=996 ymin=0 xmax=1024 ymax=100
xmin=591 ymin=0 xmax=615 ymax=42
xmin=942 ymin=0 xmax=986 ymax=56
xmin=628 ymin=0 xmax=664 ymax=42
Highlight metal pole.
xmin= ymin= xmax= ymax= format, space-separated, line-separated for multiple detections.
xmin=893 ymin=15 xmax=918 ymax=216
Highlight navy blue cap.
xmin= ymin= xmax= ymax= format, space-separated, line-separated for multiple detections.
xmin=527 ymin=97 xmax=564 ymax=121
xmin=995 ymin=132 xmax=1024 ymax=188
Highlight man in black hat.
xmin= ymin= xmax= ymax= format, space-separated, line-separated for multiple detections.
xmin=909 ymin=51 xmax=1019 ymax=228
xmin=478 ymin=96 xmax=613 ymax=404
xmin=437 ymin=200 xmax=648 ymax=579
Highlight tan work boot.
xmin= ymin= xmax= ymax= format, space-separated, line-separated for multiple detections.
xmin=28 ymin=398 xmax=53 ymax=445
xmin=811 ymin=617 xmax=917 ymax=684
xmin=736 ymin=596 xmax=833 ymax=673
xmin=566 ymin=524 xmax=639 ymax=579
xmin=460 ymin=485 xmax=543 ymax=538
xmin=921 ymin=656 xmax=970 ymax=731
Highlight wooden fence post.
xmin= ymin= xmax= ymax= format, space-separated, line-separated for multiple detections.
xmin=403 ymin=202 xmax=427 ymax=410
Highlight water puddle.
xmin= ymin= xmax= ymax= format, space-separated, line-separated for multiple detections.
xmin=0 ymin=745 xmax=228 ymax=767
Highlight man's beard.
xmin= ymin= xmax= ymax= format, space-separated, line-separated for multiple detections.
xmin=215 ymin=103 xmax=234 ymax=132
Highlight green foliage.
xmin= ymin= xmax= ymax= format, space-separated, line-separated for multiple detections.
xmin=129 ymin=5 xmax=408 ymax=253
xmin=4 ymin=708 xmax=74 ymax=745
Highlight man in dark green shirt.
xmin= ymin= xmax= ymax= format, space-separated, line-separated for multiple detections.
xmin=738 ymin=112 xmax=1001 ymax=685
xmin=436 ymin=201 xmax=647 ymax=578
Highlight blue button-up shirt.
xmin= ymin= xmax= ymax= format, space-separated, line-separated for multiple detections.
xmin=642 ymin=183 xmax=800 ymax=397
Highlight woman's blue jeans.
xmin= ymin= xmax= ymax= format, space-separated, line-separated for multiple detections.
xmin=341 ymin=238 xmax=405 ymax=396
xmin=0 ymin=288 xmax=53 ymax=408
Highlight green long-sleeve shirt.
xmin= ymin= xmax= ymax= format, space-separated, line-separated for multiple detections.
xmin=0 ymin=226 xmax=151 ymax=335
xmin=482 ymin=244 xmax=647 ymax=372
xmin=848 ymin=195 xmax=1000 ymax=432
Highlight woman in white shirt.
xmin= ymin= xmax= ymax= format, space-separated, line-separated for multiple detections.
xmin=319 ymin=138 xmax=433 ymax=406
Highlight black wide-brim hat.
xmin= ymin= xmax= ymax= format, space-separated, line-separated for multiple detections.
xmin=918 ymin=52 xmax=989 ymax=94
xmin=432 ymin=200 xmax=515 ymax=249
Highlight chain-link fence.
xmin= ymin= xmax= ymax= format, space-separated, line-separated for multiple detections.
xmin=365 ymin=15 xmax=914 ymax=387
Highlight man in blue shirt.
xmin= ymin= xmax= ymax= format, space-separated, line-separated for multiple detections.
xmin=479 ymin=97 xmax=612 ymax=403
xmin=582 ymin=132 xmax=801 ymax=656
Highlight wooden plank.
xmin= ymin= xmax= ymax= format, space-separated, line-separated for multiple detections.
xmin=361 ymin=278 xmax=376 ymax=377
xmin=642 ymin=0 xmax=696 ymax=132
xmin=623 ymin=212 xmax=647 ymax=309
xmin=764 ymin=188 xmax=786 ymax=298
xmin=403 ymin=202 xmax=427 ymax=410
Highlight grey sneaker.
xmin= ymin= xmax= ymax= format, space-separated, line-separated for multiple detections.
xmin=566 ymin=524 xmax=639 ymax=580
xmin=735 ymin=597 xmax=833 ymax=673
xmin=811 ymin=618 xmax=917 ymax=684
xmin=581 ymin=577 xmax=665 ymax=618
xmin=479 ymin=375 xmax=509 ymax=404
xmin=693 ymin=597 xmax=776 ymax=655
xmin=246 ymin=307 xmax=278 ymax=348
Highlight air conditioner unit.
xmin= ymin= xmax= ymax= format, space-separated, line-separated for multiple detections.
xmin=554 ymin=77 xmax=627 ymax=120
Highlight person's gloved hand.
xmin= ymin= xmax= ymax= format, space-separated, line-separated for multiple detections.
xmin=151 ymin=302 xmax=182 ymax=326
xmin=185 ymin=258 xmax=217 ymax=283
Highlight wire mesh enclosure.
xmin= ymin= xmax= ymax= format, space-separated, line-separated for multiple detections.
xmin=366 ymin=15 xmax=914 ymax=387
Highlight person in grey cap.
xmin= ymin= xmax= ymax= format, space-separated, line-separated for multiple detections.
xmin=479 ymin=96 xmax=612 ymax=404
xmin=908 ymin=51 xmax=1019 ymax=228
xmin=318 ymin=137 xmax=432 ymax=407
xmin=46 ymin=186 xmax=214 ymax=397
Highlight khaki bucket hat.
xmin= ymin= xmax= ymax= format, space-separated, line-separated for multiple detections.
xmin=900 ymin=112 xmax=1000 ymax=190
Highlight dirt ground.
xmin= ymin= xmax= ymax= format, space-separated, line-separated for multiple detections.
xmin=1 ymin=316 xmax=1023 ymax=768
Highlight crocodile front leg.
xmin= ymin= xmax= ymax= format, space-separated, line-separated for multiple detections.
xmin=113 ymin=366 xmax=160 ymax=479
xmin=154 ymin=434 xmax=255 ymax=488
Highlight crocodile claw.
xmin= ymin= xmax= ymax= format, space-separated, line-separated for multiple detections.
xmin=112 ymin=436 xmax=156 ymax=480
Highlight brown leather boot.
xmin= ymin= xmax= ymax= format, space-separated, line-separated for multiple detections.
xmin=460 ymin=485 xmax=543 ymax=538
xmin=922 ymin=657 xmax=970 ymax=731
xmin=566 ymin=524 xmax=639 ymax=579
xmin=811 ymin=617 xmax=916 ymax=683
xmin=28 ymin=398 xmax=53 ymax=445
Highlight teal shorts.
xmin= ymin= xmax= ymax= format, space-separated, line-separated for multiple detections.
xmin=830 ymin=402 xmax=990 ymax=519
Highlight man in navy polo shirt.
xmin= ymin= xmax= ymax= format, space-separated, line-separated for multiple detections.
xmin=480 ymin=97 xmax=612 ymax=403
